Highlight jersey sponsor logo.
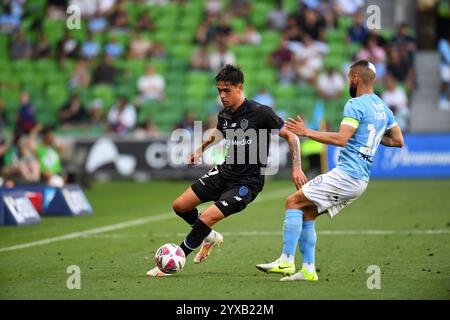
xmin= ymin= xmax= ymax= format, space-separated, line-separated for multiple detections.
xmin=240 ymin=119 xmax=249 ymax=130
xmin=358 ymin=152 xmax=374 ymax=163
xmin=239 ymin=186 xmax=249 ymax=196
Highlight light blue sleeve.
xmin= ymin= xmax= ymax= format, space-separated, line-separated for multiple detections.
xmin=342 ymin=99 xmax=364 ymax=128
xmin=386 ymin=106 xmax=398 ymax=129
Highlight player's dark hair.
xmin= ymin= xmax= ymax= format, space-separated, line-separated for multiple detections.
xmin=350 ymin=59 xmax=370 ymax=69
xmin=214 ymin=64 xmax=244 ymax=85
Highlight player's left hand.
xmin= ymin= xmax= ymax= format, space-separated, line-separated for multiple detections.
xmin=292 ymin=167 xmax=308 ymax=190
xmin=286 ymin=116 xmax=307 ymax=136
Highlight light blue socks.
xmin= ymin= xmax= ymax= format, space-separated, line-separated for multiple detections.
xmin=282 ymin=209 xmax=303 ymax=258
xmin=299 ymin=221 xmax=317 ymax=264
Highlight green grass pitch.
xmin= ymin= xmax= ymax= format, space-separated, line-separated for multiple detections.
xmin=0 ymin=179 xmax=449 ymax=299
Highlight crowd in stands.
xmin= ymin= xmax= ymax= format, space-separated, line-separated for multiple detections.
xmin=0 ymin=0 xmax=419 ymax=152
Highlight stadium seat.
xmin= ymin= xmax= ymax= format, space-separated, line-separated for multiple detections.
xmin=46 ymin=84 xmax=69 ymax=110
xmin=91 ymin=85 xmax=116 ymax=109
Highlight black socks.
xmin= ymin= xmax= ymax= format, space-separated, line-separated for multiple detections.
xmin=174 ymin=208 xmax=200 ymax=226
xmin=180 ymin=218 xmax=212 ymax=256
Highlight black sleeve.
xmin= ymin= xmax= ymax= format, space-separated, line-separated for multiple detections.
xmin=216 ymin=115 xmax=224 ymax=134
xmin=260 ymin=106 xmax=284 ymax=130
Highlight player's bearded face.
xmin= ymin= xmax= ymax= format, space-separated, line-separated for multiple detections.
xmin=349 ymin=74 xmax=358 ymax=98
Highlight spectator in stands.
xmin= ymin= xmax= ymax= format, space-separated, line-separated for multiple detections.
xmin=291 ymin=34 xmax=328 ymax=84
xmin=215 ymin=17 xmax=237 ymax=45
xmin=438 ymin=32 xmax=450 ymax=111
xmin=175 ymin=111 xmax=197 ymax=134
xmin=1 ymin=130 xmax=40 ymax=183
xmin=57 ymin=30 xmax=79 ymax=61
xmin=133 ymin=118 xmax=161 ymax=139
xmin=267 ymin=0 xmax=288 ymax=31
xmin=387 ymin=48 xmax=414 ymax=93
xmin=151 ymin=41 xmax=167 ymax=60
xmin=279 ymin=62 xmax=296 ymax=85
xmin=33 ymin=126 xmax=65 ymax=186
xmin=16 ymin=92 xmax=37 ymax=135
xmin=382 ymin=73 xmax=410 ymax=130
xmin=104 ymin=36 xmax=124 ymax=59
xmin=88 ymin=99 xmax=106 ymax=127
xmin=190 ymin=44 xmax=211 ymax=71
xmin=0 ymin=3 xmax=20 ymax=34
xmin=92 ymin=54 xmax=120 ymax=85
xmin=229 ymin=0 xmax=251 ymax=18
xmin=59 ymin=95 xmax=88 ymax=126
xmin=137 ymin=65 xmax=166 ymax=103
xmin=357 ymin=34 xmax=387 ymax=80
xmin=205 ymin=0 xmax=222 ymax=19
xmin=297 ymin=7 xmax=326 ymax=41
xmin=194 ymin=18 xmax=214 ymax=45
xmin=239 ymin=23 xmax=262 ymax=45
xmin=347 ymin=11 xmax=368 ymax=44
xmin=70 ymin=59 xmax=91 ymax=89
xmin=269 ymin=37 xmax=293 ymax=69
xmin=316 ymin=66 xmax=345 ymax=100
xmin=283 ymin=15 xmax=303 ymax=42
xmin=334 ymin=0 xmax=365 ymax=16
xmin=0 ymin=98 xmax=7 ymax=129
xmin=391 ymin=23 xmax=416 ymax=60
xmin=107 ymin=96 xmax=137 ymax=135
xmin=128 ymin=33 xmax=153 ymax=59
xmin=69 ymin=0 xmax=96 ymax=18
xmin=10 ymin=29 xmax=32 ymax=59
xmin=253 ymin=87 xmax=275 ymax=108
xmin=80 ymin=32 xmax=100 ymax=60
xmin=34 ymin=32 xmax=52 ymax=59
xmin=136 ymin=11 xmax=156 ymax=32
xmin=109 ymin=1 xmax=130 ymax=32
xmin=88 ymin=12 xmax=109 ymax=33
xmin=209 ymin=41 xmax=236 ymax=71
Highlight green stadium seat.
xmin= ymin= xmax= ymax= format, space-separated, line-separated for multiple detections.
xmin=91 ymin=84 xmax=116 ymax=109
xmin=297 ymin=84 xmax=316 ymax=98
xmin=325 ymin=29 xmax=346 ymax=43
xmin=43 ymin=20 xmax=66 ymax=45
xmin=46 ymin=84 xmax=69 ymax=110
xmin=274 ymin=84 xmax=297 ymax=99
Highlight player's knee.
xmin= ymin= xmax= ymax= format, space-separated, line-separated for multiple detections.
xmin=172 ymin=199 xmax=188 ymax=214
xmin=285 ymin=195 xmax=300 ymax=209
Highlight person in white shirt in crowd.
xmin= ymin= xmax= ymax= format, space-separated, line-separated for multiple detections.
xmin=334 ymin=0 xmax=365 ymax=16
xmin=267 ymin=0 xmax=288 ymax=31
xmin=382 ymin=73 xmax=410 ymax=131
xmin=107 ymin=96 xmax=137 ymax=135
xmin=209 ymin=41 xmax=236 ymax=71
xmin=316 ymin=66 xmax=345 ymax=100
xmin=137 ymin=65 xmax=166 ymax=103
xmin=288 ymin=34 xmax=328 ymax=84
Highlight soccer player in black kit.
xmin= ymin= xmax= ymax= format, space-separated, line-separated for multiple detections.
xmin=147 ymin=65 xmax=308 ymax=277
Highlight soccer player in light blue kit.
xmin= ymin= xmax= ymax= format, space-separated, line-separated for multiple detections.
xmin=256 ymin=60 xmax=405 ymax=281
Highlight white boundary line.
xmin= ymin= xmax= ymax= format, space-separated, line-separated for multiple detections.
xmin=0 ymin=187 xmax=294 ymax=253
xmin=84 ymin=229 xmax=450 ymax=239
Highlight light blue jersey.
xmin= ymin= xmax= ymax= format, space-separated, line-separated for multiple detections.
xmin=338 ymin=94 xmax=397 ymax=182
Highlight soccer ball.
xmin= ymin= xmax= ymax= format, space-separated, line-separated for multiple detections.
xmin=154 ymin=243 xmax=186 ymax=274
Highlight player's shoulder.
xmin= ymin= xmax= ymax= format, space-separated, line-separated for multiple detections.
xmin=247 ymin=100 xmax=275 ymax=115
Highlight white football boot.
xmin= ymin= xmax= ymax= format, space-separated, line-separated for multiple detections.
xmin=193 ymin=230 xmax=224 ymax=264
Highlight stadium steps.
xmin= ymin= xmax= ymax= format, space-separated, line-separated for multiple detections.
xmin=410 ymin=51 xmax=450 ymax=132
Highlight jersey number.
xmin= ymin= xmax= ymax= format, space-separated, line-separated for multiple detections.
xmin=360 ymin=124 xmax=385 ymax=155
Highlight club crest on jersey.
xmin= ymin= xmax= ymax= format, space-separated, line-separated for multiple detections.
xmin=239 ymin=186 xmax=249 ymax=196
xmin=240 ymin=119 xmax=248 ymax=130
xmin=312 ymin=176 xmax=323 ymax=185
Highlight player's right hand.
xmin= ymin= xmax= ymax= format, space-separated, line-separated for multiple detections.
xmin=188 ymin=151 xmax=202 ymax=165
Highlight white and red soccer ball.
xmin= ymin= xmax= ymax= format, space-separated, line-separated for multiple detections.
xmin=154 ymin=243 xmax=186 ymax=274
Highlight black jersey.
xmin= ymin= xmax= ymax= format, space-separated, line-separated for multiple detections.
xmin=216 ymin=99 xmax=284 ymax=188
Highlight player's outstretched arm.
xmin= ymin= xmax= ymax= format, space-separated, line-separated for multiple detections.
xmin=188 ymin=129 xmax=224 ymax=164
xmin=278 ymin=127 xmax=308 ymax=189
xmin=380 ymin=125 xmax=404 ymax=148
xmin=285 ymin=116 xmax=355 ymax=147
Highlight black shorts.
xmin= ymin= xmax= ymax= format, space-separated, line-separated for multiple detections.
xmin=191 ymin=166 xmax=261 ymax=216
